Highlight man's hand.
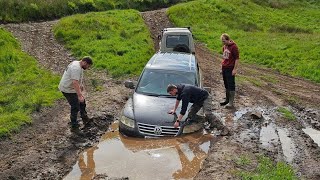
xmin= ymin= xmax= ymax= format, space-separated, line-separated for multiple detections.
xmin=78 ymin=95 xmax=85 ymax=103
xmin=174 ymin=121 xmax=180 ymax=128
xmin=232 ymin=69 xmax=237 ymax=76
xmin=168 ymin=109 xmax=176 ymax=114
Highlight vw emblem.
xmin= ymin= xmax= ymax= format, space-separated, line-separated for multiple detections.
xmin=154 ymin=126 xmax=162 ymax=135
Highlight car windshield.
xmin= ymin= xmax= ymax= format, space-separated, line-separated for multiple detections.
xmin=166 ymin=35 xmax=189 ymax=48
xmin=136 ymin=69 xmax=197 ymax=96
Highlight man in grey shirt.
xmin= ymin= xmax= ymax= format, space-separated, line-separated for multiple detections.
xmin=59 ymin=56 xmax=93 ymax=128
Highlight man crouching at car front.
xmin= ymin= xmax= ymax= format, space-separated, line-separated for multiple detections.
xmin=167 ymin=84 xmax=230 ymax=136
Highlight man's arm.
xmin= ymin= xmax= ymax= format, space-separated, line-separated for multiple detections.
xmin=72 ymin=79 xmax=84 ymax=102
xmin=169 ymin=100 xmax=180 ymax=114
xmin=173 ymin=99 xmax=180 ymax=112
xmin=232 ymin=58 xmax=239 ymax=76
xmin=232 ymin=45 xmax=239 ymax=76
xmin=176 ymin=114 xmax=184 ymax=122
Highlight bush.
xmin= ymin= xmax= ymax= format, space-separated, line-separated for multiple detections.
xmin=0 ymin=0 xmax=193 ymax=23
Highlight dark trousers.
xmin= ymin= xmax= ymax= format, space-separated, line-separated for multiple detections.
xmin=222 ymin=68 xmax=235 ymax=91
xmin=186 ymin=94 xmax=224 ymax=129
xmin=62 ymin=92 xmax=87 ymax=125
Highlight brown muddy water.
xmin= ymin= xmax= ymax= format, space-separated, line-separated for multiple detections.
xmin=64 ymin=122 xmax=215 ymax=180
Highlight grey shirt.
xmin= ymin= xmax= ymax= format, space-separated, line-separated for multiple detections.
xmin=58 ymin=61 xmax=83 ymax=93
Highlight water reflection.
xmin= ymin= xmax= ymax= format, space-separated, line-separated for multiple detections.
xmin=64 ymin=122 xmax=214 ymax=180
xmin=78 ymin=146 xmax=97 ymax=180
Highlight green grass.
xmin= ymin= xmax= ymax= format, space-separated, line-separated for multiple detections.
xmin=236 ymin=155 xmax=297 ymax=180
xmin=0 ymin=0 xmax=192 ymax=23
xmin=168 ymin=0 xmax=320 ymax=83
xmin=53 ymin=9 xmax=154 ymax=77
xmin=0 ymin=28 xmax=62 ymax=137
xmin=277 ymin=107 xmax=296 ymax=121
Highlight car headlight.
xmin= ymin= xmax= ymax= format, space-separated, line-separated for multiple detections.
xmin=120 ymin=116 xmax=135 ymax=128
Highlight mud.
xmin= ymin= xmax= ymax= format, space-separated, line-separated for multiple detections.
xmin=0 ymin=8 xmax=320 ymax=180
xmin=0 ymin=21 xmax=130 ymax=180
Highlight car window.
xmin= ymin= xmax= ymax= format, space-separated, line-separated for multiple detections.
xmin=166 ymin=35 xmax=189 ymax=48
xmin=136 ymin=69 xmax=196 ymax=96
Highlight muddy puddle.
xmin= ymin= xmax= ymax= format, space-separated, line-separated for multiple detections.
xmin=260 ymin=123 xmax=279 ymax=148
xmin=278 ymin=128 xmax=296 ymax=163
xmin=234 ymin=106 xmax=299 ymax=163
xmin=303 ymin=127 xmax=320 ymax=146
xmin=64 ymin=121 xmax=215 ymax=180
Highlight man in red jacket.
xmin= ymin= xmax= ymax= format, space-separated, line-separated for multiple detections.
xmin=220 ymin=33 xmax=239 ymax=108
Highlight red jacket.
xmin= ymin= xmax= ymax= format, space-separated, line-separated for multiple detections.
xmin=221 ymin=41 xmax=239 ymax=69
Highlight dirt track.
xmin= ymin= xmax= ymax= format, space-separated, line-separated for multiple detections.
xmin=1 ymin=8 xmax=320 ymax=180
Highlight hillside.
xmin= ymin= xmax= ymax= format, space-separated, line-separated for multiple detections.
xmin=168 ymin=0 xmax=320 ymax=83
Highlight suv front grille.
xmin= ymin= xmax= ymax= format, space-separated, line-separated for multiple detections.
xmin=137 ymin=122 xmax=180 ymax=137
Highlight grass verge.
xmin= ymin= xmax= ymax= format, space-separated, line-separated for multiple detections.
xmin=53 ymin=9 xmax=154 ymax=78
xmin=235 ymin=154 xmax=297 ymax=179
xmin=277 ymin=106 xmax=296 ymax=121
xmin=168 ymin=0 xmax=320 ymax=83
xmin=0 ymin=28 xmax=62 ymax=137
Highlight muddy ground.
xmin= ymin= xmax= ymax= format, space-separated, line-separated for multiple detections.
xmin=1 ymin=8 xmax=320 ymax=180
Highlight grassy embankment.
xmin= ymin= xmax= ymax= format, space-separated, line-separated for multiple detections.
xmin=0 ymin=0 xmax=191 ymax=23
xmin=0 ymin=28 xmax=62 ymax=137
xmin=168 ymin=0 xmax=320 ymax=83
xmin=0 ymin=9 xmax=154 ymax=137
xmin=234 ymin=154 xmax=297 ymax=179
xmin=53 ymin=9 xmax=154 ymax=77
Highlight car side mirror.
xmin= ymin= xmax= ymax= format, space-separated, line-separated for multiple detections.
xmin=124 ymin=80 xmax=135 ymax=89
xmin=157 ymin=34 xmax=161 ymax=40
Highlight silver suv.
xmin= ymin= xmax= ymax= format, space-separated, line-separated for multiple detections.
xmin=120 ymin=52 xmax=203 ymax=137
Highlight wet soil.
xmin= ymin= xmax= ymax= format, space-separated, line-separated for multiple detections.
xmin=1 ymin=8 xmax=320 ymax=180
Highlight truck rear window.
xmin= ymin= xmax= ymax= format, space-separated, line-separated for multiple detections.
xmin=166 ymin=35 xmax=189 ymax=48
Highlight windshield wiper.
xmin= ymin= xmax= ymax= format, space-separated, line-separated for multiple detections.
xmin=143 ymin=93 xmax=160 ymax=97
xmin=138 ymin=92 xmax=174 ymax=98
xmin=156 ymin=95 xmax=175 ymax=98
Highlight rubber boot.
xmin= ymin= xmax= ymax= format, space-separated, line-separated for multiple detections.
xmin=70 ymin=115 xmax=79 ymax=128
xmin=81 ymin=114 xmax=91 ymax=125
xmin=225 ymin=91 xmax=235 ymax=109
xmin=220 ymin=91 xmax=229 ymax=106
xmin=205 ymin=115 xmax=230 ymax=136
